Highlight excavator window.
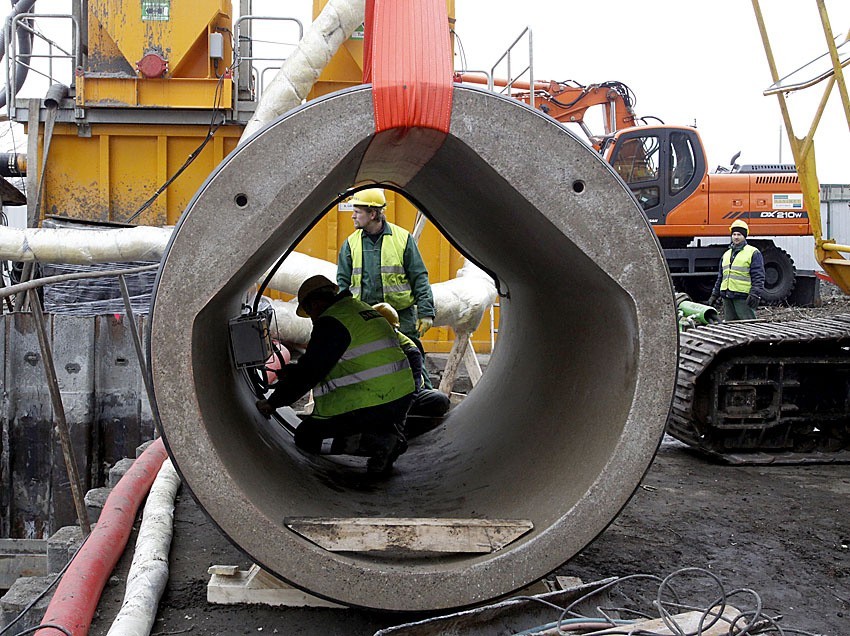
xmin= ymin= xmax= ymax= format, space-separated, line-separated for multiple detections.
xmin=670 ymin=132 xmax=696 ymax=194
xmin=610 ymin=135 xmax=661 ymax=210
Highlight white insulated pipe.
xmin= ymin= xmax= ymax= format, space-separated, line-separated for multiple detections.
xmin=105 ymin=459 xmax=181 ymax=636
xmin=0 ymin=224 xmax=497 ymax=339
xmin=239 ymin=0 xmax=366 ymax=142
xmin=0 ymin=225 xmax=172 ymax=264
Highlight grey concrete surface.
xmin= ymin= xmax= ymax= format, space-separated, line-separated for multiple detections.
xmin=148 ymin=85 xmax=678 ymax=611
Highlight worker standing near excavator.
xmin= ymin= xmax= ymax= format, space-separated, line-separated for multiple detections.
xmin=256 ymin=275 xmax=415 ymax=475
xmin=338 ymin=188 xmax=436 ymax=386
xmin=708 ymin=220 xmax=765 ymax=321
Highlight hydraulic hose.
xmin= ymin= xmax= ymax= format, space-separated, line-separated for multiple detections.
xmin=37 ymin=438 xmax=169 ymax=636
xmin=0 ymin=0 xmax=37 ymax=109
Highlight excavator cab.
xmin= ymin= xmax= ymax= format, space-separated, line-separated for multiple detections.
xmin=604 ymin=126 xmax=706 ymax=227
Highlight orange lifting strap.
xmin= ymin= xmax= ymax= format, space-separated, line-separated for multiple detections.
xmin=364 ymin=0 xmax=453 ymax=134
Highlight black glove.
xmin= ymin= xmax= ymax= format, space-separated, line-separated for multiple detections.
xmin=707 ymin=294 xmax=718 ymax=307
xmin=746 ymin=293 xmax=760 ymax=309
xmin=256 ymin=399 xmax=275 ymax=417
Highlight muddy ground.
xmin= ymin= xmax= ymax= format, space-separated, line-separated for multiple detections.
xmin=84 ymin=437 xmax=850 ymax=636
xmin=85 ymin=295 xmax=850 ymax=635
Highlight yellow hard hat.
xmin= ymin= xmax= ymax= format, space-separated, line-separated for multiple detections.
xmin=729 ymin=220 xmax=749 ymax=235
xmin=349 ymin=188 xmax=386 ymax=208
xmin=372 ymin=302 xmax=400 ymax=328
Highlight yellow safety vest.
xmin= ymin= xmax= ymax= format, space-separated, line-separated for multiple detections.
xmin=720 ymin=244 xmax=757 ymax=294
xmin=348 ymin=223 xmax=415 ymax=310
xmin=313 ymin=296 xmax=414 ymax=418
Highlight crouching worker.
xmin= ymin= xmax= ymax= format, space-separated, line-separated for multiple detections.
xmin=256 ymin=275 xmax=414 ymax=475
xmin=372 ymin=302 xmax=450 ymax=422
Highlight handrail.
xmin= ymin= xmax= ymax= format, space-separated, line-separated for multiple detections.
xmin=489 ymin=27 xmax=533 ymax=108
xmin=232 ymin=15 xmax=304 ymax=120
xmin=6 ymin=12 xmax=79 ymax=114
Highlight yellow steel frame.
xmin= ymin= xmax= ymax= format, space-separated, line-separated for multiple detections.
xmin=751 ymin=0 xmax=850 ymax=292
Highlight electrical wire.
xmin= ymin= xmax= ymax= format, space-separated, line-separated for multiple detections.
xmin=0 ymin=532 xmax=91 ymax=636
xmin=510 ymin=567 xmax=822 ymax=636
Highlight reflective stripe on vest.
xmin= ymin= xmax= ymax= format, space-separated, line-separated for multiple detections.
xmin=313 ymin=296 xmax=414 ymax=418
xmin=720 ymin=244 xmax=756 ymax=294
xmin=348 ymin=223 xmax=415 ymax=309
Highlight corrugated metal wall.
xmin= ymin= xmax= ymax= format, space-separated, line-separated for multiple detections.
xmin=822 ymin=184 xmax=850 ymax=246
xmin=0 ymin=313 xmax=153 ymax=539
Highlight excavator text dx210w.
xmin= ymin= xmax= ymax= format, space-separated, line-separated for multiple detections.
xmin=458 ymin=74 xmax=816 ymax=305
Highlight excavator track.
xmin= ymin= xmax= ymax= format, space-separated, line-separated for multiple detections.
xmin=669 ymin=314 xmax=850 ymax=464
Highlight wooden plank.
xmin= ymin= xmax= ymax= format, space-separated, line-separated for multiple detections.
xmin=437 ymin=332 xmax=471 ymax=394
xmin=285 ymin=517 xmax=534 ymax=554
xmin=207 ymin=564 xmax=345 ymax=608
xmin=462 ymin=336 xmax=482 ymax=386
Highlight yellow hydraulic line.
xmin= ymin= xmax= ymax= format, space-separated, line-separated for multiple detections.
xmin=821 ymin=243 xmax=850 ymax=252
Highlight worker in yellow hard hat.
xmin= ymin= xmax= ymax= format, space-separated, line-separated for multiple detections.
xmin=707 ymin=220 xmax=765 ymax=321
xmin=256 ymin=275 xmax=414 ymax=475
xmin=337 ymin=188 xmax=437 ymax=386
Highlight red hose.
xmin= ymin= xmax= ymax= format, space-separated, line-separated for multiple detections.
xmin=38 ymin=437 xmax=168 ymax=636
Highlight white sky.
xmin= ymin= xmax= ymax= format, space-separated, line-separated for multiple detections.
xmin=5 ymin=1 xmax=849 ymax=186
xmin=451 ymin=1 xmax=849 ymax=184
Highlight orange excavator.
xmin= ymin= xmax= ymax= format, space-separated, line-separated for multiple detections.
xmin=456 ymin=73 xmax=816 ymax=304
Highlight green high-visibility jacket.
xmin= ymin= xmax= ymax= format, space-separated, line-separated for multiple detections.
xmin=720 ymin=244 xmax=758 ymax=294
xmin=313 ymin=296 xmax=414 ymax=418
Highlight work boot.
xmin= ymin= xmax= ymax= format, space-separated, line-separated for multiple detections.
xmin=365 ymin=434 xmax=407 ymax=475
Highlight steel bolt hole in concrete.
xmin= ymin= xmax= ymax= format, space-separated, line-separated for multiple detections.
xmin=148 ymin=85 xmax=678 ymax=612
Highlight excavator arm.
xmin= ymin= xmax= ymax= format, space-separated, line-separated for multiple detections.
xmin=456 ymin=74 xmax=638 ymax=150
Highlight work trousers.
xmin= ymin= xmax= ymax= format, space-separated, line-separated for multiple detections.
xmin=294 ymin=393 xmax=413 ymax=456
xmin=722 ymin=296 xmax=756 ymax=321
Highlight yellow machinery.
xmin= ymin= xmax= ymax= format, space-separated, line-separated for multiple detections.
xmin=752 ymin=0 xmax=850 ymax=292
xmin=17 ymin=0 xmax=485 ymax=353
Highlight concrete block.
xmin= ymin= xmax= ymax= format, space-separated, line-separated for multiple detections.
xmin=0 ymin=575 xmax=55 ymax=632
xmin=47 ymin=526 xmax=83 ymax=575
xmin=136 ymin=439 xmax=154 ymax=458
xmin=0 ymin=539 xmax=47 ymax=589
xmin=109 ymin=457 xmax=136 ymax=487
xmin=84 ymin=487 xmax=111 ymax=525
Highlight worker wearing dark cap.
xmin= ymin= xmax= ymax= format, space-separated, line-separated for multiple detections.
xmin=256 ymin=275 xmax=415 ymax=475
xmin=708 ymin=220 xmax=765 ymax=321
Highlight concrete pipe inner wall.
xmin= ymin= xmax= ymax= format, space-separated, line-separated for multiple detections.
xmin=149 ymin=85 xmax=678 ymax=612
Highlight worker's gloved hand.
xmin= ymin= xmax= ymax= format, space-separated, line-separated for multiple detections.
xmin=256 ymin=399 xmax=275 ymax=417
xmin=707 ymin=294 xmax=718 ymax=307
xmin=416 ymin=316 xmax=433 ymax=336
xmin=746 ymin=293 xmax=760 ymax=309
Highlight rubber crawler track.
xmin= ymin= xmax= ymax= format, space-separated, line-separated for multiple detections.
xmin=669 ymin=314 xmax=850 ymax=464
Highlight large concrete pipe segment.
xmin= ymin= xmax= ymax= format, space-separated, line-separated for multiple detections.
xmin=148 ymin=85 xmax=678 ymax=612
